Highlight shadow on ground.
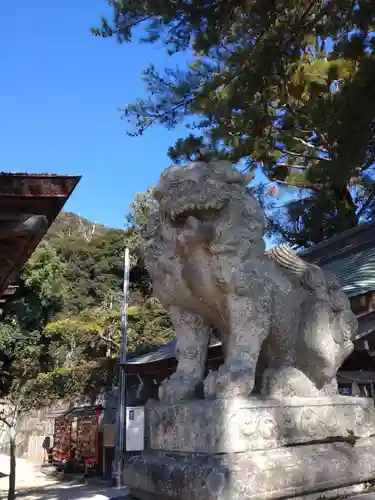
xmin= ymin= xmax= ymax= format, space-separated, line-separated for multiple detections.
xmin=15 ymin=481 xmax=127 ymax=500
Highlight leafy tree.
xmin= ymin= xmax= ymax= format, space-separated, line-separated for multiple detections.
xmin=127 ymin=297 xmax=174 ymax=354
xmin=0 ymin=208 xmax=176 ymax=499
xmin=45 ymin=307 xmax=122 ymax=365
xmin=0 ymin=367 xmax=80 ymax=500
xmin=46 ymin=213 xmax=125 ymax=313
xmin=0 ymin=244 xmax=67 ymax=500
xmin=43 ymin=211 xmax=173 ymax=359
xmin=126 ymin=192 xmax=175 ymax=348
xmin=94 ymin=0 xmax=375 ymax=247
xmin=3 ymin=244 xmax=67 ymax=332
xmin=0 ymin=381 xmax=50 ymax=500
xmin=0 ymin=358 xmax=114 ymax=500
xmin=0 ymin=239 xmax=118 ymax=499
xmin=0 ymin=237 xmax=117 ymax=499
xmin=126 ymin=190 xmax=157 ymax=295
xmin=0 ymin=244 xmax=67 ymax=390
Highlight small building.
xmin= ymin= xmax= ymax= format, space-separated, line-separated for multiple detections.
xmin=46 ymin=389 xmax=121 ymax=479
xmin=122 ymin=220 xmax=375 ymax=398
xmin=46 ymin=397 xmax=104 ymax=474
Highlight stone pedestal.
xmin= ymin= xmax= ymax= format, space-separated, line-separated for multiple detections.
xmin=123 ymin=396 xmax=375 ymax=500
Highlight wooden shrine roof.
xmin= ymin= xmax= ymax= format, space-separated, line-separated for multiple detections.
xmin=0 ymin=173 xmax=80 ymax=302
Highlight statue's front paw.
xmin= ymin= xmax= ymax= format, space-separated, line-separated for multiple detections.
xmin=204 ymin=365 xmax=255 ymax=399
xmin=261 ymin=367 xmax=320 ymax=397
xmin=203 ymin=370 xmax=218 ymax=399
xmin=319 ymin=378 xmax=338 ymax=397
xmin=158 ymin=373 xmax=200 ymax=404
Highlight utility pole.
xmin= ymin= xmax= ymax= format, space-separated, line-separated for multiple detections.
xmin=115 ymin=247 xmax=130 ymax=488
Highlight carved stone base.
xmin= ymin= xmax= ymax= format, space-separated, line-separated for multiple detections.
xmin=123 ymin=397 xmax=375 ymax=500
xmin=123 ymin=438 xmax=375 ymax=500
xmin=147 ymin=396 xmax=375 ymax=453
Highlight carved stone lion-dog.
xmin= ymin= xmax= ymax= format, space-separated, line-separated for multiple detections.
xmin=142 ymin=160 xmax=358 ymax=403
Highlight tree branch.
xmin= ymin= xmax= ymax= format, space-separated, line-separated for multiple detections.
xmin=0 ymin=416 xmax=11 ymax=428
xmin=356 ymin=191 xmax=375 ymax=219
xmin=291 ymin=136 xmax=329 ymax=154
xmin=274 ymin=178 xmax=322 ymax=191
xmin=275 ymin=148 xmax=330 ymax=162
xmin=125 ymin=98 xmax=194 ymax=135
xmin=277 ymin=162 xmax=321 ymax=174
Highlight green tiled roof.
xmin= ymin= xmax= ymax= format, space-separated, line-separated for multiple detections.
xmin=323 ymin=246 xmax=375 ymax=298
xmin=124 ymin=245 xmax=375 ymax=369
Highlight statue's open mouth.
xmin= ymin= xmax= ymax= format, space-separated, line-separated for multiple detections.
xmin=165 ymin=200 xmax=224 ymax=223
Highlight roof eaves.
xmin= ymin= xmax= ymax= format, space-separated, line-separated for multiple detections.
xmin=299 ymin=220 xmax=375 ymax=265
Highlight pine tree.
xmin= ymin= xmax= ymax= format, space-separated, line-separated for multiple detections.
xmin=94 ymin=0 xmax=375 ymax=247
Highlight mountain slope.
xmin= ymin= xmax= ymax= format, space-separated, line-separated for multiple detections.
xmin=43 ymin=212 xmax=124 ymax=313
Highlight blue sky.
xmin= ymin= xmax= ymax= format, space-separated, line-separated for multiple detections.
xmin=1 ymin=0 xmax=193 ymax=228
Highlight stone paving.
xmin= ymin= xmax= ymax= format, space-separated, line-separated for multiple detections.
xmin=4 ymin=452 xmax=375 ymax=500
xmin=347 ymin=495 xmax=375 ymax=500
xmin=0 ymin=454 xmax=127 ymax=499
xmin=14 ymin=483 xmax=127 ymax=500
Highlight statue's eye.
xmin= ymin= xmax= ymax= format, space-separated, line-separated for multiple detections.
xmin=153 ymin=187 xmax=164 ymax=201
xmin=172 ymin=180 xmax=196 ymax=191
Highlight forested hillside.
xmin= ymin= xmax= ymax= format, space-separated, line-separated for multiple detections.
xmin=0 ymin=208 xmax=173 ymax=404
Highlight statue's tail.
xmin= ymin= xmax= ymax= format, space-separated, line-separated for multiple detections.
xmin=266 ymin=244 xmax=326 ymax=291
xmin=267 ymin=244 xmax=357 ymax=341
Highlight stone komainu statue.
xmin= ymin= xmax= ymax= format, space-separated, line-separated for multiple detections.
xmin=142 ymin=160 xmax=358 ymax=403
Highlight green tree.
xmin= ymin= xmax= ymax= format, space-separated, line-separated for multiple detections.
xmin=0 ymin=370 xmax=73 ymax=500
xmin=45 ymin=307 xmax=122 ymax=365
xmin=44 ymin=210 xmax=173 ymax=359
xmin=0 ymin=244 xmax=67 ymax=500
xmin=0 ymin=239 xmax=118 ymax=499
xmin=0 ymin=359 xmax=112 ymax=500
xmin=4 ymin=244 xmax=66 ymax=331
xmin=126 ymin=189 xmax=157 ymax=295
xmin=0 ymin=381 xmax=50 ymax=500
xmin=127 ymin=297 xmax=174 ymax=354
xmin=0 ymin=244 xmax=67 ymax=387
xmin=94 ymin=0 xmax=375 ymax=247
xmin=122 ymin=192 xmax=174 ymax=351
xmin=46 ymin=213 xmax=125 ymax=313
xmin=0 ymin=208 xmax=175 ymax=499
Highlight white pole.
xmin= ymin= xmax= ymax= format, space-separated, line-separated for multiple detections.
xmin=115 ymin=247 xmax=130 ymax=488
